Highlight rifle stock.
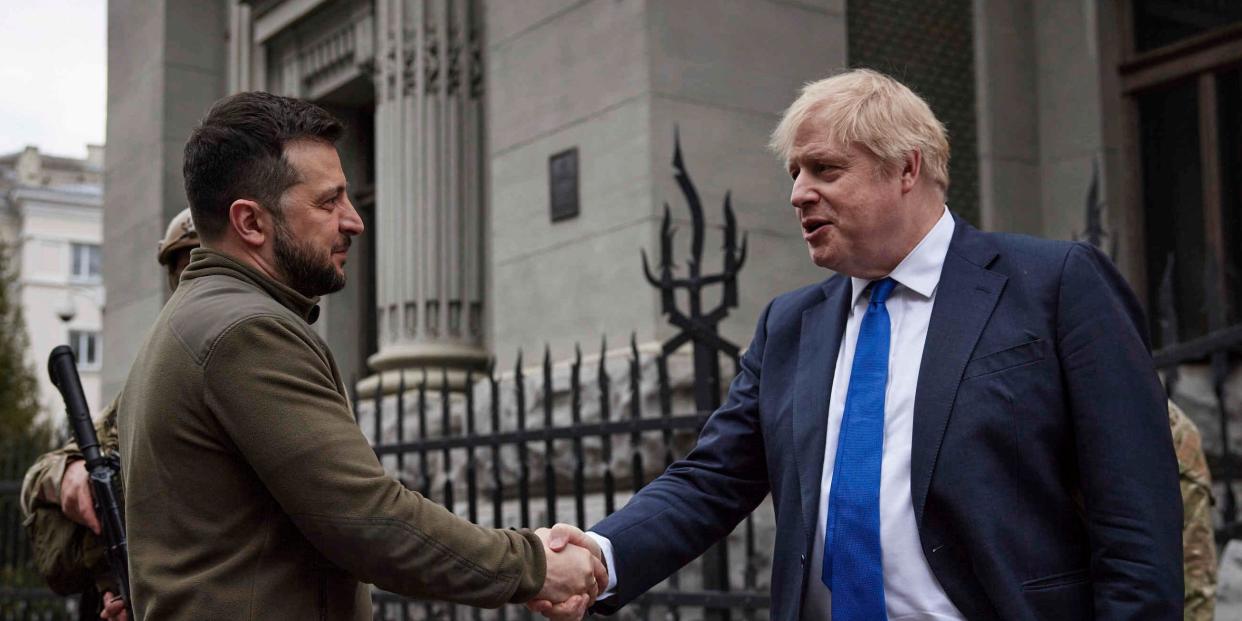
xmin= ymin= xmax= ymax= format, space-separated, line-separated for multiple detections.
xmin=48 ymin=345 xmax=133 ymax=618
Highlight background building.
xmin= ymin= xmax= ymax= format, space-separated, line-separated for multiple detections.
xmin=106 ymin=0 xmax=1242 ymax=443
xmin=103 ymin=0 xmax=1242 ymax=386
xmin=0 ymin=145 xmax=106 ymax=429
xmin=103 ymin=0 xmax=1242 ymax=602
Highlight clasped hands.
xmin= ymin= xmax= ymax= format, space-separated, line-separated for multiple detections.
xmin=529 ymin=524 xmax=606 ymax=621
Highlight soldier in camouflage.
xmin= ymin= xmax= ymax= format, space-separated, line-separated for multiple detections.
xmin=19 ymin=208 xmax=198 ymax=621
xmin=1169 ymin=399 xmax=1216 ymax=621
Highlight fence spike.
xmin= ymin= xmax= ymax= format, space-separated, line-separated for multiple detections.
xmin=396 ymin=370 xmax=407 ymax=482
xmin=441 ymin=366 xmax=453 ymax=510
xmin=372 ymin=371 xmax=383 ymax=452
xmin=544 ymin=342 xmax=557 ymax=524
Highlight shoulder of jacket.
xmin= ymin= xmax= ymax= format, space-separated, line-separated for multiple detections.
xmin=982 ymin=230 xmax=1078 ymax=262
xmin=168 ymin=276 xmax=311 ymax=366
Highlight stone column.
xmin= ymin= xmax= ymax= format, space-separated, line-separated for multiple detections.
xmin=226 ymin=0 xmax=252 ymax=93
xmin=367 ymin=0 xmax=487 ymax=393
xmin=103 ymin=0 xmax=227 ymax=402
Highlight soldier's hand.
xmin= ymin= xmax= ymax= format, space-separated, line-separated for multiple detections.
xmin=101 ymin=591 xmax=127 ymax=620
xmin=60 ymin=460 xmax=100 ymax=534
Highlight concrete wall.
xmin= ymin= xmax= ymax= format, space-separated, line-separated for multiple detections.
xmin=973 ymin=0 xmax=1041 ymax=235
xmin=1032 ymin=0 xmax=1107 ymax=243
xmin=646 ymin=0 xmax=842 ymax=347
xmin=486 ymin=0 xmax=841 ymax=362
xmin=973 ymin=0 xmax=1124 ymax=250
xmin=486 ymin=0 xmax=657 ymax=363
xmin=103 ymin=0 xmax=228 ymax=401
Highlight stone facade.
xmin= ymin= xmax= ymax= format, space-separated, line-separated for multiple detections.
xmin=105 ymin=0 xmax=1234 ymax=367
xmin=106 ymin=0 xmax=1166 ymax=388
xmin=105 ymin=0 xmax=848 ymax=393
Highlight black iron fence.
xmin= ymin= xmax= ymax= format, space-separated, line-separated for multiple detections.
xmin=0 ymin=440 xmax=75 ymax=621
xmin=354 ymin=339 xmax=771 ymax=621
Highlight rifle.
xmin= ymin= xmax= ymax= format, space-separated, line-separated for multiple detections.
xmin=48 ymin=345 xmax=133 ymax=619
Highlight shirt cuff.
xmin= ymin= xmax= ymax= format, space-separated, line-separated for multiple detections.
xmin=586 ymin=531 xmax=618 ymax=601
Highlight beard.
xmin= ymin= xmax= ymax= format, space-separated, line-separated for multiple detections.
xmin=273 ymin=219 xmax=347 ymax=297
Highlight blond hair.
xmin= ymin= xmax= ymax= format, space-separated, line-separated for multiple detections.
xmin=770 ymin=69 xmax=950 ymax=190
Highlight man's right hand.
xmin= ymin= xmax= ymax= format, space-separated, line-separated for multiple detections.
xmin=532 ymin=525 xmax=606 ymax=619
xmin=528 ymin=524 xmax=608 ymax=621
xmin=59 ymin=459 xmax=100 ymax=534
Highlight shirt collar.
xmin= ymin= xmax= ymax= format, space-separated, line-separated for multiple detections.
xmin=849 ymin=206 xmax=955 ymax=307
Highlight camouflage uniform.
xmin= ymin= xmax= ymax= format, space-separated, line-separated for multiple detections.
xmin=1169 ymin=400 xmax=1216 ymax=621
xmin=19 ymin=402 xmax=119 ymax=596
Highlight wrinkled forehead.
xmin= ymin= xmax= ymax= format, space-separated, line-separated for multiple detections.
xmin=787 ymin=109 xmax=847 ymax=155
xmin=787 ymin=124 xmax=850 ymax=165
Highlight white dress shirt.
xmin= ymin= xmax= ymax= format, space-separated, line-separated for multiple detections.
xmin=802 ymin=206 xmax=962 ymax=619
xmin=592 ymin=208 xmax=962 ymax=620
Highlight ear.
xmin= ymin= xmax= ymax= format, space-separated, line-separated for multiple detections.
xmin=227 ymin=199 xmax=270 ymax=249
xmin=899 ymin=149 xmax=922 ymax=194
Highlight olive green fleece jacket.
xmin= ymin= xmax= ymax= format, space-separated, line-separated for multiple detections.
xmin=117 ymin=249 xmax=545 ymax=620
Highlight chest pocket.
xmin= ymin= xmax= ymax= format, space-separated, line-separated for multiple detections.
xmin=962 ymin=338 xmax=1046 ymax=380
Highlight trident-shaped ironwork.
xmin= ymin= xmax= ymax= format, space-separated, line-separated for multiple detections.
xmin=642 ymin=128 xmax=749 ymax=413
xmin=641 ymin=127 xmax=748 ymax=621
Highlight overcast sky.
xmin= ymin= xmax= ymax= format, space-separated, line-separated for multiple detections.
xmin=0 ymin=0 xmax=106 ymax=159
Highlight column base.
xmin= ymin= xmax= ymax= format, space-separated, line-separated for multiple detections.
xmin=357 ymin=342 xmax=491 ymax=397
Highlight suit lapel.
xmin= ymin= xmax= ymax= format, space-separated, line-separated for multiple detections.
xmin=911 ymin=221 xmax=1006 ymax=524
xmin=794 ymin=275 xmax=851 ymax=546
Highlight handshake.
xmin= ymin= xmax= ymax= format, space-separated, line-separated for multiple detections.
xmin=529 ymin=524 xmax=607 ymax=621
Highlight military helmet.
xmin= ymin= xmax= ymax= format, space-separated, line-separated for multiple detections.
xmin=157 ymin=207 xmax=199 ymax=266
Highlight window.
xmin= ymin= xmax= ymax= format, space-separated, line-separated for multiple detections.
xmin=1132 ymin=0 xmax=1242 ymax=53
xmin=1120 ymin=7 xmax=1242 ymax=347
xmin=70 ymin=243 xmax=101 ymax=281
xmin=69 ymin=330 xmax=100 ymax=370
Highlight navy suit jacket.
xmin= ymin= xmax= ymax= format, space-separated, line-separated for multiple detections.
xmin=592 ymin=217 xmax=1182 ymax=620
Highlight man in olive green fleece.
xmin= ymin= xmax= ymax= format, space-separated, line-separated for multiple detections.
xmin=117 ymin=92 xmax=603 ymax=620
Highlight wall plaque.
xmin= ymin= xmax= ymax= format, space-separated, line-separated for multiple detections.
xmin=549 ymin=148 xmax=579 ymax=222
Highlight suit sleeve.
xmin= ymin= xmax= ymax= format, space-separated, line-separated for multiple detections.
xmin=590 ymin=302 xmax=774 ymax=613
xmin=202 ymin=316 xmax=546 ymax=608
xmin=1056 ymin=243 xmax=1182 ymax=619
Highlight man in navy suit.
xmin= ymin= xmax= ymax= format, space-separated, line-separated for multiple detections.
xmin=531 ymin=69 xmax=1182 ymax=620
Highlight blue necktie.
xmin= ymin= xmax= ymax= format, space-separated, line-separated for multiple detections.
xmin=823 ymin=277 xmax=896 ymax=620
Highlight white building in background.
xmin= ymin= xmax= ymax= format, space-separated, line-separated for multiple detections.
xmin=0 ymin=145 xmax=105 ymax=429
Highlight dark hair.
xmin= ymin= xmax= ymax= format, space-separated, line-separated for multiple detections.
xmin=183 ymin=92 xmax=344 ymax=240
